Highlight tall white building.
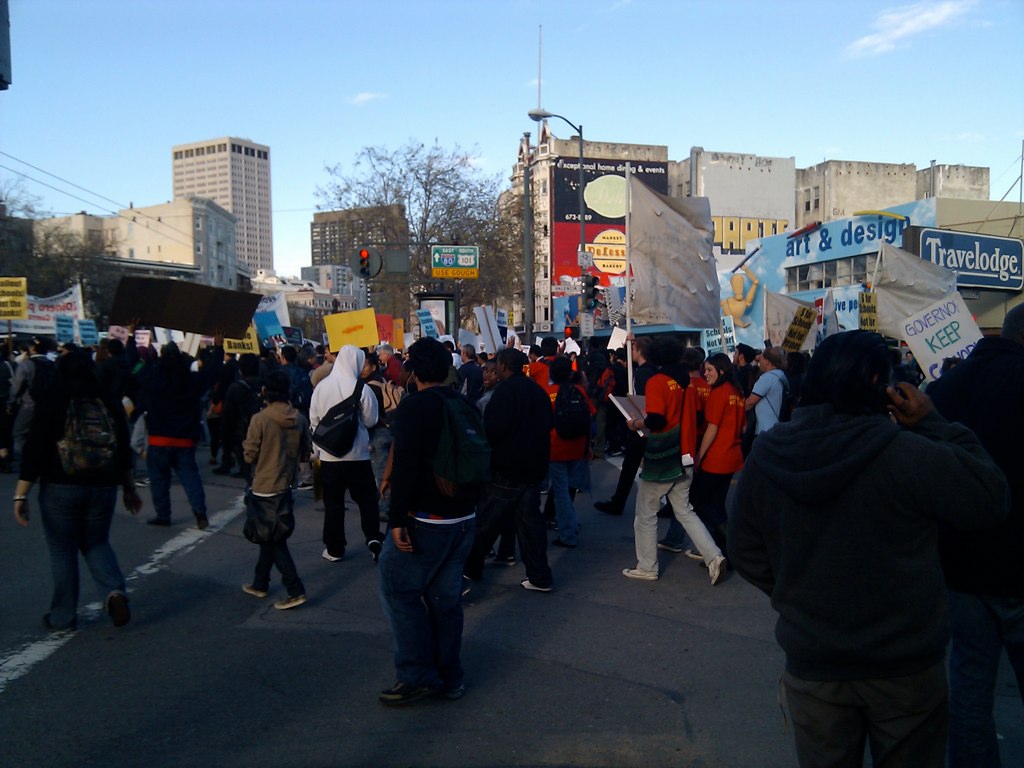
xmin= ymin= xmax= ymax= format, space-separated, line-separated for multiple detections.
xmin=172 ymin=137 xmax=273 ymax=274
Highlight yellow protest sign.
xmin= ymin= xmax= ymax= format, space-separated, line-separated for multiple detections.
xmin=0 ymin=277 xmax=28 ymax=321
xmin=324 ymin=308 xmax=380 ymax=352
xmin=392 ymin=318 xmax=405 ymax=349
xmin=224 ymin=323 xmax=260 ymax=355
xmin=782 ymin=306 xmax=816 ymax=352
xmin=859 ymin=292 xmax=877 ymax=332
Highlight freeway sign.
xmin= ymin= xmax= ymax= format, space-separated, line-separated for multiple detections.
xmin=431 ymin=245 xmax=479 ymax=279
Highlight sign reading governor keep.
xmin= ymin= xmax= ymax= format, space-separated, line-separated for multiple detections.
xmin=902 ymin=292 xmax=983 ymax=382
xmin=919 ymin=228 xmax=1023 ymax=291
xmin=431 ymin=246 xmax=479 ymax=279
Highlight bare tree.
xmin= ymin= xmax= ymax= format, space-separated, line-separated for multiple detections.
xmin=317 ymin=141 xmax=521 ymax=327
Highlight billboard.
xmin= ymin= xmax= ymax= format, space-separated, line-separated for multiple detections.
xmin=549 ymin=157 xmax=668 ymax=290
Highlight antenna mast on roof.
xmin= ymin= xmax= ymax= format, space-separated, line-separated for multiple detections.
xmin=537 ymin=25 xmax=542 ymax=109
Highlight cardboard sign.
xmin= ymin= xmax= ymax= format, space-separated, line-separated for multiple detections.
xmin=109 ymin=277 xmax=261 ymax=339
xmin=392 ymin=319 xmax=405 ymax=349
xmin=782 ymin=306 xmax=816 ymax=352
xmin=901 ymin=292 xmax=983 ymax=382
xmin=701 ymin=324 xmax=724 ymax=356
xmin=473 ymin=306 xmax=502 ymax=354
xmin=416 ymin=309 xmax=438 ymax=339
xmin=859 ymin=292 xmax=878 ymax=332
xmin=224 ymin=323 xmax=261 ymax=355
xmin=0 ymin=277 xmax=28 ymax=321
xmin=55 ymin=315 xmax=76 ymax=344
xmin=134 ymin=329 xmax=152 ymax=348
xmin=324 ymin=308 xmax=380 ymax=352
xmin=107 ymin=325 xmax=131 ymax=343
xmin=78 ymin=319 xmax=99 ymax=346
xmin=375 ymin=314 xmax=394 ymax=345
xmin=721 ymin=315 xmax=737 ymax=353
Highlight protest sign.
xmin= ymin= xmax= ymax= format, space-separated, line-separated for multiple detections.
xmin=859 ymin=292 xmax=877 ymax=332
xmin=224 ymin=323 xmax=260 ymax=355
xmin=0 ymin=277 xmax=27 ymax=321
xmin=78 ymin=319 xmax=99 ymax=346
xmin=107 ymin=325 xmax=131 ymax=343
xmin=473 ymin=306 xmax=502 ymax=354
xmin=10 ymin=284 xmax=85 ymax=336
xmin=324 ymin=308 xmax=379 ymax=352
xmin=55 ymin=315 xmax=76 ymax=344
xmin=110 ymin=277 xmax=260 ymax=339
xmin=607 ymin=326 xmax=628 ymax=352
xmin=416 ymin=309 xmax=438 ymax=339
xmin=901 ymin=292 xmax=983 ymax=382
xmin=701 ymin=323 xmax=724 ymax=356
xmin=392 ymin=319 xmax=405 ymax=349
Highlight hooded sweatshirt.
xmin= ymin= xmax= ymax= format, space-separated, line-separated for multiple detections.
xmin=308 ymin=346 xmax=378 ymax=462
xmin=728 ymin=403 xmax=1009 ymax=681
xmin=243 ymin=401 xmax=310 ymax=495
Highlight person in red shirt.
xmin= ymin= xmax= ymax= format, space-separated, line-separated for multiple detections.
xmin=528 ymin=338 xmax=559 ymax=389
xmin=376 ymin=344 xmax=404 ymax=386
xmin=692 ymin=352 xmax=745 ymax=556
xmin=545 ymin=356 xmax=594 ymax=548
xmin=622 ymin=338 xmax=725 ymax=584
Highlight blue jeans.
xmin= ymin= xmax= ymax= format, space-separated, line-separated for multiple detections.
xmin=947 ymin=590 xmax=1024 ymax=768
xmin=252 ymin=541 xmax=304 ymax=598
xmin=147 ymin=444 xmax=207 ymax=522
xmin=549 ymin=460 xmax=586 ymax=546
xmin=39 ymin=483 xmax=126 ymax=628
xmin=378 ymin=517 xmax=475 ymax=689
xmin=368 ymin=427 xmax=393 ymax=519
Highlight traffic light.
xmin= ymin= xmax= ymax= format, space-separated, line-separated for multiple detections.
xmin=582 ymin=274 xmax=600 ymax=310
xmin=358 ymin=247 xmax=371 ymax=277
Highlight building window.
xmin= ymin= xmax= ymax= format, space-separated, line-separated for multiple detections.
xmin=174 ymin=151 xmax=183 ymax=160
xmin=813 ymin=186 xmax=820 ymax=211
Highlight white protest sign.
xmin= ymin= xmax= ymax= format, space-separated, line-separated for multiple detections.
xmin=701 ymin=324 xmax=723 ymax=355
xmin=721 ymin=315 xmax=737 ymax=353
xmin=473 ymin=306 xmax=502 ymax=354
xmin=901 ymin=292 xmax=983 ymax=382
xmin=607 ymin=326 xmax=628 ymax=351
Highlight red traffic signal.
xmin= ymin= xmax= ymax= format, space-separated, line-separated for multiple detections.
xmin=358 ymin=248 xmax=371 ymax=277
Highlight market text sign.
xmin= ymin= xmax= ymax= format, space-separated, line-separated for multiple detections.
xmin=919 ymin=228 xmax=1023 ymax=291
xmin=902 ymin=292 xmax=983 ymax=382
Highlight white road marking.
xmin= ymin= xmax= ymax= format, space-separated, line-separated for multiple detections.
xmin=0 ymin=496 xmax=245 ymax=694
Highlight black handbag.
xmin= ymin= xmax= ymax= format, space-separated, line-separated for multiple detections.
xmin=243 ymin=489 xmax=295 ymax=544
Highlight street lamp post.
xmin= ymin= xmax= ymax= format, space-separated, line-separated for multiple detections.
xmin=528 ymin=108 xmax=586 ymax=333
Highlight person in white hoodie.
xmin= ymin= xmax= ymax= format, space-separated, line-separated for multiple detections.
xmin=309 ymin=345 xmax=385 ymax=562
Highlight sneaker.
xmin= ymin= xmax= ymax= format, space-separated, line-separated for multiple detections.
xmin=657 ymin=540 xmax=684 ymax=553
xmin=521 ymin=579 xmax=553 ymax=593
xmin=368 ymin=540 xmax=383 ymax=563
xmin=461 ymin=576 xmax=474 ymax=597
xmin=146 ymin=517 xmax=171 ymax=527
xmin=496 ymin=555 xmax=517 ymax=567
xmin=274 ymin=594 xmax=307 ymax=610
xmin=242 ymin=584 xmax=268 ymax=598
xmin=378 ymin=681 xmax=437 ymax=706
xmin=134 ymin=476 xmax=150 ymax=487
xmin=684 ymin=548 xmax=704 ymax=561
xmin=551 ymin=538 xmax=576 ymax=549
xmin=105 ymin=591 xmax=131 ymax=627
xmin=709 ymin=555 xmax=727 ymax=586
xmin=441 ymin=684 xmax=465 ymax=701
xmin=295 ymin=481 xmax=314 ymax=491
xmin=622 ymin=567 xmax=659 ymax=581
xmin=594 ymin=499 xmax=623 ymax=516
xmin=321 ymin=548 xmax=344 ymax=562
xmin=194 ymin=513 xmax=210 ymax=531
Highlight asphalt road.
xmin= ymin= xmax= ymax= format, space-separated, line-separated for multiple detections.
xmin=0 ymin=455 xmax=1019 ymax=768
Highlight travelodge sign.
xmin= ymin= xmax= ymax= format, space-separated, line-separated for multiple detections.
xmin=918 ymin=228 xmax=1023 ymax=291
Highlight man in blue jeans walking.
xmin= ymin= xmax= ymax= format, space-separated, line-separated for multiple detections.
xmin=377 ymin=338 xmax=477 ymax=706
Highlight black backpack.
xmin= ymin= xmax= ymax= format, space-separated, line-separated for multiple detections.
xmin=553 ymin=384 xmax=591 ymax=440
xmin=57 ymin=398 xmax=118 ymax=478
xmin=312 ymin=380 xmax=364 ymax=457
xmin=430 ymin=389 xmax=491 ymax=500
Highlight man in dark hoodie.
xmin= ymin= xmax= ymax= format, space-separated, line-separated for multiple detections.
xmin=928 ymin=305 xmax=1024 ymax=768
xmin=728 ymin=330 xmax=1010 ymax=768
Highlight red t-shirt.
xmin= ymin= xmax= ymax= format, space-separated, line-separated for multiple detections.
xmin=528 ymin=358 xmax=554 ymax=388
xmin=545 ymin=381 xmax=596 ymax=461
xmin=682 ymin=374 xmax=712 ymax=457
xmin=700 ymin=382 xmax=745 ymax=474
xmin=644 ymin=372 xmax=683 ymax=435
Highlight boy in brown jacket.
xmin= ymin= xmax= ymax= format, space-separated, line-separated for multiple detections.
xmin=241 ymin=370 xmax=311 ymax=609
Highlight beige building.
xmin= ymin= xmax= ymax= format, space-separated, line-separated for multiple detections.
xmin=37 ymin=198 xmax=239 ymax=289
xmin=795 ymin=160 xmax=989 ymax=229
xmin=172 ymin=137 xmax=273 ymax=274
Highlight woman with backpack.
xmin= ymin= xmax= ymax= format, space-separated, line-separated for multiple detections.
xmin=12 ymin=348 xmax=142 ymax=631
xmin=360 ymin=352 xmax=404 ymax=522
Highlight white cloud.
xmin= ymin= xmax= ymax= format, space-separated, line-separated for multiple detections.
xmin=845 ymin=1 xmax=975 ymax=58
xmin=351 ymin=92 xmax=388 ymax=106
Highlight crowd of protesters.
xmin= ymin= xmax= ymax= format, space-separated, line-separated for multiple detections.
xmin=5 ymin=319 xmax=1020 ymax=767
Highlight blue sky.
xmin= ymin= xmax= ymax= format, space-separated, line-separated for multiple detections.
xmin=3 ymin=0 xmax=1022 ymax=277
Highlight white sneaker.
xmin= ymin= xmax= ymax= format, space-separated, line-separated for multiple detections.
xmin=684 ymin=548 xmax=704 ymax=561
xmin=622 ymin=567 xmax=658 ymax=581
xmin=321 ymin=548 xmax=344 ymax=562
xmin=709 ymin=555 xmax=727 ymax=586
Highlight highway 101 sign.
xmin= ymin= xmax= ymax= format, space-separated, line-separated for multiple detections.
xmin=431 ymin=245 xmax=479 ymax=279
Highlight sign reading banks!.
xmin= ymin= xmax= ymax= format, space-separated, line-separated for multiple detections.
xmin=901 ymin=291 xmax=983 ymax=382
xmin=919 ymin=228 xmax=1023 ymax=291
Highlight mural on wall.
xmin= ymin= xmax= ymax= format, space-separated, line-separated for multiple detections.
xmin=722 ymin=199 xmax=937 ymax=348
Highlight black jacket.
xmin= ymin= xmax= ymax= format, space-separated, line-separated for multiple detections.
xmin=928 ymin=336 xmax=1024 ymax=597
xmin=484 ymin=373 xmax=552 ymax=484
